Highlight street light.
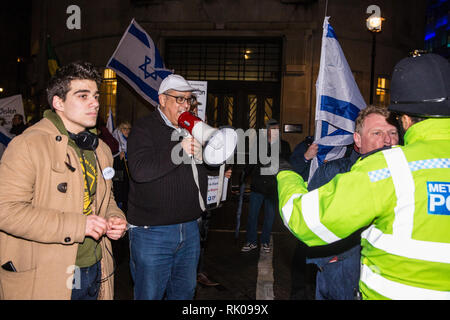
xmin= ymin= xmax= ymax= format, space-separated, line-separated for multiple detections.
xmin=366 ymin=7 xmax=384 ymax=104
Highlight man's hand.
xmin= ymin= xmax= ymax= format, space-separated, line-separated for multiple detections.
xmin=304 ymin=143 xmax=318 ymax=161
xmin=85 ymin=215 xmax=108 ymax=240
xmin=181 ymin=136 xmax=203 ymax=161
xmin=106 ymin=216 xmax=127 ymax=240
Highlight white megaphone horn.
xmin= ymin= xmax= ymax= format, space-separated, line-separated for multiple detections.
xmin=178 ymin=111 xmax=237 ymax=166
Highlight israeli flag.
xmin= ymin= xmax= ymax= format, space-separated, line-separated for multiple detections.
xmin=0 ymin=126 xmax=13 ymax=160
xmin=107 ymin=19 xmax=172 ymax=106
xmin=309 ymin=17 xmax=366 ymax=181
xmin=0 ymin=127 xmax=12 ymax=148
xmin=106 ymin=107 xmax=114 ymax=134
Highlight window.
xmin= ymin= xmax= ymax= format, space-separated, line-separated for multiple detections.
xmin=165 ymin=38 xmax=282 ymax=82
xmin=375 ymin=76 xmax=390 ymax=108
xmin=99 ymin=68 xmax=117 ymax=125
xmin=166 ymin=38 xmax=281 ymax=130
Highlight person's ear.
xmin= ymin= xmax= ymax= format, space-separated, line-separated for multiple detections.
xmin=52 ymin=96 xmax=64 ymax=112
xmin=158 ymin=94 xmax=166 ymax=107
xmin=353 ymin=131 xmax=362 ymax=150
xmin=401 ymin=115 xmax=413 ymax=131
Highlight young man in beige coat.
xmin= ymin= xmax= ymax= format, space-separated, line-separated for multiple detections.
xmin=0 ymin=61 xmax=127 ymax=300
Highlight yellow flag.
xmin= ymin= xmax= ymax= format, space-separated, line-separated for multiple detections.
xmin=47 ymin=35 xmax=60 ymax=76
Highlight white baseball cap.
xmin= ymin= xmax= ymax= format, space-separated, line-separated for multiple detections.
xmin=158 ymin=74 xmax=199 ymax=95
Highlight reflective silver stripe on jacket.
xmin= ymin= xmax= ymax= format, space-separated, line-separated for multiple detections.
xmin=301 ymin=189 xmax=341 ymax=243
xmin=361 ymin=264 xmax=450 ymax=300
xmin=281 ymin=189 xmax=341 ymax=244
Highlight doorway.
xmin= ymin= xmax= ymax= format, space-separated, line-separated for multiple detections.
xmin=206 ymin=80 xmax=280 ymax=130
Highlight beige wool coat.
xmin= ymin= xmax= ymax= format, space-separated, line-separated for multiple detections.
xmin=0 ymin=118 xmax=126 ymax=300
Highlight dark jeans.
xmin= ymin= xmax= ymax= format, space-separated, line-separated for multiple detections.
xmin=246 ymin=191 xmax=277 ymax=245
xmin=71 ymin=261 xmax=101 ymax=300
xmin=315 ymin=248 xmax=361 ymax=300
xmin=129 ymin=221 xmax=200 ymax=300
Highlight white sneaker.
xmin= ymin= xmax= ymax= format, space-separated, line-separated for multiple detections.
xmin=241 ymin=243 xmax=257 ymax=252
xmin=262 ymin=243 xmax=271 ymax=253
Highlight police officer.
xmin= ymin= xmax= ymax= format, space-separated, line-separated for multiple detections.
xmin=276 ymin=53 xmax=450 ymax=300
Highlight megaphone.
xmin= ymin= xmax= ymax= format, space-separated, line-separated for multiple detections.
xmin=178 ymin=111 xmax=237 ymax=166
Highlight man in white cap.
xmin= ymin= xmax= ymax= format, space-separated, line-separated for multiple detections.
xmin=127 ymin=74 xmax=209 ymax=300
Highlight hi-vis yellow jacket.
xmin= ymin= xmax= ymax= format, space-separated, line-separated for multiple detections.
xmin=277 ymin=118 xmax=450 ymax=299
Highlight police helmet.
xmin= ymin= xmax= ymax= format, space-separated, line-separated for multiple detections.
xmin=388 ymin=53 xmax=450 ymax=117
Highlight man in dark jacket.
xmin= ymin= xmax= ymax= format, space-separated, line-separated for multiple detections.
xmin=9 ymin=114 xmax=27 ymax=135
xmin=307 ymin=105 xmax=399 ymax=300
xmin=241 ymin=119 xmax=291 ymax=253
xmin=127 ymin=74 xmax=212 ymax=300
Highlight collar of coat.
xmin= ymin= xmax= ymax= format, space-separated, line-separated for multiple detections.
xmin=35 ymin=110 xmax=97 ymax=174
xmin=43 ymin=109 xmax=98 ymax=138
xmin=45 ymin=108 xmax=95 ymax=158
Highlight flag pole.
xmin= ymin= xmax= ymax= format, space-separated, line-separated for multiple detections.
xmin=324 ymin=0 xmax=329 ymax=17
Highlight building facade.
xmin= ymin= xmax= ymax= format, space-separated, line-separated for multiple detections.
xmin=29 ymin=0 xmax=426 ymax=148
xmin=424 ymin=0 xmax=449 ymax=59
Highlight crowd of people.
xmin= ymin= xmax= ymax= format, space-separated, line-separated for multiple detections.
xmin=0 ymin=52 xmax=448 ymax=300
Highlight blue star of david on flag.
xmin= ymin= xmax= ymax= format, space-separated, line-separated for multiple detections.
xmin=139 ymin=56 xmax=159 ymax=80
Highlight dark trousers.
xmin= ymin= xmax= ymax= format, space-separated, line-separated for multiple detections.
xmin=71 ymin=261 xmax=101 ymax=300
xmin=315 ymin=249 xmax=361 ymax=300
xmin=197 ymin=210 xmax=211 ymax=274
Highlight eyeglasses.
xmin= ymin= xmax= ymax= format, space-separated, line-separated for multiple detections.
xmin=164 ymin=93 xmax=196 ymax=105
